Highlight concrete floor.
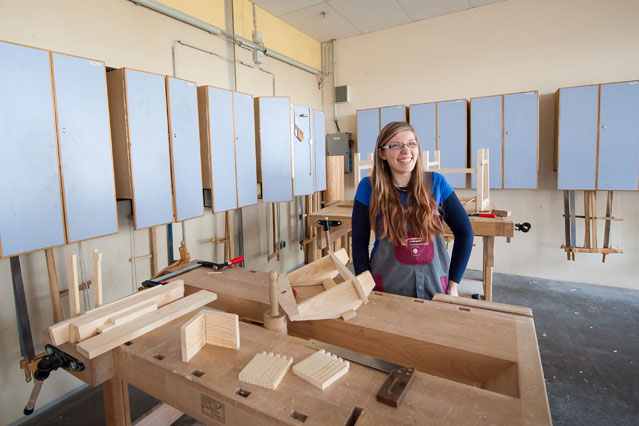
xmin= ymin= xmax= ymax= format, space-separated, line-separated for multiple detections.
xmin=14 ymin=270 xmax=639 ymax=426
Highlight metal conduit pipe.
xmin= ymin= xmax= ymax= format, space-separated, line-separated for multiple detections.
xmin=129 ymin=0 xmax=321 ymax=78
xmin=332 ymin=39 xmax=340 ymax=132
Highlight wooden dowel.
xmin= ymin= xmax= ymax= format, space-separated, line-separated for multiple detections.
xmin=45 ymin=248 xmax=64 ymax=323
xmin=93 ymin=250 xmax=103 ymax=308
xmin=149 ymin=226 xmax=158 ymax=277
xmin=66 ymin=254 xmax=81 ymax=317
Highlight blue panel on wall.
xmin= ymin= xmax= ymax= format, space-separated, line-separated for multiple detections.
xmin=234 ymin=92 xmax=258 ymax=207
xmin=470 ymin=96 xmax=502 ymax=188
xmin=380 ymin=105 xmax=405 ymax=128
xmin=125 ymin=69 xmax=174 ymax=229
xmin=167 ymin=77 xmax=203 ymax=222
xmin=598 ymin=81 xmax=639 ymax=190
xmin=257 ymin=97 xmax=292 ymax=203
xmin=293 ymin=106 xmax=314 ymax=196
xmin=356 ymin=108 xmax=380 ymax=156
xmin=0 ymin=42 xmax=65 ymax=257
xmin=313 ymin=110 xmax=327 ymax=192
xmin=408 ymin=103 xmax=436 ymax=154
xmin=52 ymin=53 xmax=118 ymax=243
xmin=207 ymin=87 xmax=237 ymax=212
xmin=557 ymin=86 xmax=599 ymax=190
xmin=504 ymin=91 xmax=538 ymax=189
xmin=438 ymin=100 xmax=467 ymax=188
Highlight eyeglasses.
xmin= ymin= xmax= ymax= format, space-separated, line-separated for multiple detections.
xmin=380 ymin=141 xmax=419 ymax=151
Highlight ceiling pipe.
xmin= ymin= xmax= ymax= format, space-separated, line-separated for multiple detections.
xmin=332 ymin=39 xmax=340 ymax=132
xmin=129 ymin=0 xmax=321 ymax=78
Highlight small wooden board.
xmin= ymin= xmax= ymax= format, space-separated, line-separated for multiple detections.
xmin=238 ymin=351 xmax=293 ymax=390
xmin=292 ymin=349 xmax=349 ymax=390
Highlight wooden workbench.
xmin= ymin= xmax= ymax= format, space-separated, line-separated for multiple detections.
xmin=307 ymin=200 xmax=515 ymax=301
xmin=50 ymin=265 xmax=549 ymax=425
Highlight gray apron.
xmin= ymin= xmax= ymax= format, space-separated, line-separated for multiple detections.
xmin=370 ymin=172 xmax=450 ymax=300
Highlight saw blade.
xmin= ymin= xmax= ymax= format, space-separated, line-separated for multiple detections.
xmin=304 ymin=339 xmax=402 ymax=374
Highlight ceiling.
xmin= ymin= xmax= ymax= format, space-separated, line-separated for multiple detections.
xmin=251 ymin=0 xmax=505 ymax=43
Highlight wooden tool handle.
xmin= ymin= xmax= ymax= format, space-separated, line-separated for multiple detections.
xmin=269 ymin=270 xmax=279 ymax=316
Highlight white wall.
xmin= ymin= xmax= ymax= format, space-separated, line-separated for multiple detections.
xmin=325 ymin=0 xmax=639 ymax=289
xmin=0 ymin=0 xmax=321 ymax=424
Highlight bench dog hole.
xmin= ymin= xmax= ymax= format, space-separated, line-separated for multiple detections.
xmin=291 ymin=410 xmax=308 ymax=422
xmin=344 ymin=407 xmax=363 ymax=426
xmin=124 ymin=341 xmax=134 ymax=346
xmin=191 ymin=369 xmax=205 ymax=378
xmin=235 ymin=388 xmax=250 ymax=398
xmin=154 ymin=354 xmax=165 ymax=361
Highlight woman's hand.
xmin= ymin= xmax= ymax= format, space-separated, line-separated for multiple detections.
xmin=447 ymin=280 xmax=459 ymax=297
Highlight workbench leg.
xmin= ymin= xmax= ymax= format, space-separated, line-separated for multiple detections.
xmin=483 ymin=236 xmax=495 ymax=302
xmin=103 ymin=377 xmax=131 ymax=426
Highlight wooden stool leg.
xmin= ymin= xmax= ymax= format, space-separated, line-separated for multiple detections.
xmin=483 ymin=236 xmax=495 ymax=301
xmin=103 ymin=377 xmax=131 ymax=426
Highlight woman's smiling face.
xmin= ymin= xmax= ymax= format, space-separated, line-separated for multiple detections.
xmin=378 ymin=130 xmax=419 ymax=180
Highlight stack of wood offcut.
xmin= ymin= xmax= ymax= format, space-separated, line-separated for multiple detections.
xmin=46 ymin=280 xmax=217 ymax=359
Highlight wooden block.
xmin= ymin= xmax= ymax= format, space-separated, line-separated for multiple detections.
xmin=288 ymin=248 xmax=349 ymax=287
xmin=97 ymin=302 xmax=159 ymax=333
xmin=180 ymin=311 xmax=206 ymax=362
xmin=292 ymin=349 xmax=349 ymax=390
xmin=66 ymin=254 xmax=81 ymax=317
xmin=204 ymin=310 xmax=240 ymax=349
xmin=294 ymin=271 xmax=375 ymax=321
xmin=325 ymin=155 xmax=344 ymax=204
xmin=93 ymin=250 xmax=103 ymax=308
xmin=56 ymin=281 xmax=184 ymax=344
xmin=239 ymin=351 xmax=293 ymax=390
xmin=76 ymin=290 xmax=217 ymax=359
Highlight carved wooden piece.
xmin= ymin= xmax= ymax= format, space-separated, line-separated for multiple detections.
xmin=293 ymin=271 xmax=375 ymax=321
xmin=181 ymin=309 xmax=240 ymax=362
xmin=239 ymin=351 xmax=293 ymax=390
xmin=292 ymin=349 xmax=349 ymax=390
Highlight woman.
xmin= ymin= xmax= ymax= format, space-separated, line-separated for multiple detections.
xmin=351 ymin=121 xmax=473 ymax=299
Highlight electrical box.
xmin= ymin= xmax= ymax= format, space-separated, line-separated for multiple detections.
xmin=335 ymin=85 xmax=349 ymax=103
xmin=326 ymin=132 xmax=351 ymax=173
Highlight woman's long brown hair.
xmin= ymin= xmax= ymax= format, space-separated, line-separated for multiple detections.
xmin=369 ymin=121 xmax=442 ymax=245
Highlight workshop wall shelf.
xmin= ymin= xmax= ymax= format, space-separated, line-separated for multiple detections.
xmin=166 ymin=76 xmax=204 ymax=222
xmin=0 ymin=41 xmax=118 ymax=257
xmin=292 ymin=105 xmax=314 ymax=196
xmin=107 ymin=67 xmax=173 ymax=230
xmin=556 ymin=80 xmax=639 ymax=191
xmin=198 ymin=86 xmax=257 ymax=212
xmin=255 ymin=97 xmax=293 ymax=203
xmin=470 ymin=91 xmax=539 ymax=189
xmin=313 ymin=110 xmax=327 ymax=193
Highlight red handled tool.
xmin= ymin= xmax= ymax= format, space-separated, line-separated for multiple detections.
xmin=141 ymin=256 xmax=244 ymax=288
xmin=468 ymin=212 xmax=496 ymax=218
